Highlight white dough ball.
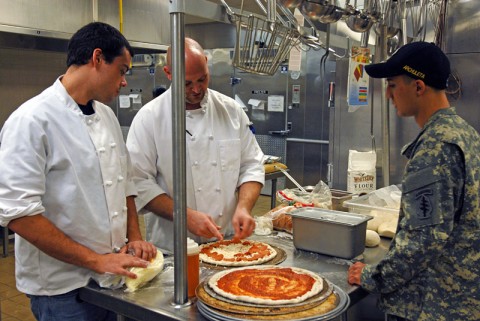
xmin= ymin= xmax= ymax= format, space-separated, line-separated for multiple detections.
xmin=365 ymin=230 xmax=381 ymax=247
xmin=367 ymin=216 xmax=386 ymax=232
xmin=378 ymin=220 xmax=397 ymax=238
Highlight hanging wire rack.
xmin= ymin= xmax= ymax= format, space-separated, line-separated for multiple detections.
xmin=220 ymin=0 xmax=302 ymax=76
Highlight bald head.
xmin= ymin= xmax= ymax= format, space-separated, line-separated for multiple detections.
xmin=166 ymin=38 xmax=206 ymax=68
xmin=163 ymin=38 xmax=210 ymax=108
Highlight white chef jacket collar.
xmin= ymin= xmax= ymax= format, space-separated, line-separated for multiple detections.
xmin=199 ymin=89 xmax=210 ymax=110
xmin=54 ymin=77 xmax=94 ymax=117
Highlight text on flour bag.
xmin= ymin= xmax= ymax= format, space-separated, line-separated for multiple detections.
xmin=347 ymin=150 xmax=376 ymax=194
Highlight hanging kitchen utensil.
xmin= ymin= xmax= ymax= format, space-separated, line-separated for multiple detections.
xmin=220 ymin=0 xmax=302 ymax=76
xmin=278 ymin=0 xmax=303 ymax=8
xmin=346 ymin=12 xmax=375 ymax=33
xmin=276 ymin=2 xmax=325 ymax=50
xmin=386 ymin=28 xmax=401 ymax=56
xmin=300 ymin=0 xmax=344 ymax=24
xmin=345 ymin=0 xmax=378 ymax=33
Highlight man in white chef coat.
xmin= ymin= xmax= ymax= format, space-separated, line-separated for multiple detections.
xmin=127 ymin=38 xmax=265 ymax=252
xmin=0 ymin=22 xmax=156 ymax=321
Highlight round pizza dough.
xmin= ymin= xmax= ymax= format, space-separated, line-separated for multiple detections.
xmin=200 ymin=240 xmax=277 ymax=267
xmin=208 ymin=266 xmax=323 ymax=305
xmin=365 ymin=230 xmax=381 ymax=247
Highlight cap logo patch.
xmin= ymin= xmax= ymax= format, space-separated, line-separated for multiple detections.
xmin=403 ymin=65 xmax=425 ymax=79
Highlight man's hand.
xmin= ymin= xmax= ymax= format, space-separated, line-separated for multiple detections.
xmin=232 ymin=208 xmax=256 ymax=240
xmin=120 ymin=240 xmax=157 ymax=262
xmin=186 ymin=209 xmax=223 ymax=240
xmin=348 ymin=261 xmax=366 ymax=285
xmin=93 ymin=253 xmax=150 ymax=279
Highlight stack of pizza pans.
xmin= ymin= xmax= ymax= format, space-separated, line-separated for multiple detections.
xmin=196 ymin=266 xmax=350 ymax=321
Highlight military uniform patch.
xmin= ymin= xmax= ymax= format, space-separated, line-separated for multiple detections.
xmin=403 ymin=166 xmax=441 ymax=228
xmin=414 ymin=188 xmax=433 ymax=220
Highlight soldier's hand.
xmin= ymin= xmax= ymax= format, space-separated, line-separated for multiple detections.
xmin=348 ymin=262 xmax=366 ymax=285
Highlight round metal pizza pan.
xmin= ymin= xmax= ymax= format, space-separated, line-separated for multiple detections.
xmin=201 ymin=274 xmax=333 ymax=312
xmin=200 ymin=244 xmax=287 ymax=270
xmin=196 ymin=284 xmax=350 ymax=321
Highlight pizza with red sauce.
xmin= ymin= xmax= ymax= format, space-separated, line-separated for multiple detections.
xmin=199 ymin=239 xmax=277 ymax=267
xmin=207 ymin=266 xmax=324 ymax=305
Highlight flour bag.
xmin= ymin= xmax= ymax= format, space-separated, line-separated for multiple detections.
xmin=347 ymin=150 xmax=376 ymax=194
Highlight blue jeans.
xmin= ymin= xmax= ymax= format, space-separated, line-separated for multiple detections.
xmin=28 ymin=289 xmax=117 ymax=321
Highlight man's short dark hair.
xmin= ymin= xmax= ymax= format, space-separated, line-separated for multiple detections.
xmin=66 ymin=22 xmax=134 ymax=67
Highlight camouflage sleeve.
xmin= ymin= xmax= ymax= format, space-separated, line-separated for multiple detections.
xmin=360 ymin=142 xmax=465 ymax=294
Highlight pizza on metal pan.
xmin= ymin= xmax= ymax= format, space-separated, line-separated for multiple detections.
xmin=208 ymin=266 xmax=324 ymax=305
xmin=199 ymin=239 xmax=277 ymax=267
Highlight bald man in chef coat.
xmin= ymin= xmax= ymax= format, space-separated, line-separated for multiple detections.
xmin=127 ymin=38 xmax=265 ymax=252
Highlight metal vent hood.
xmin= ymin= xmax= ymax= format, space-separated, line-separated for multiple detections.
xmin=0 ymin=0 xmax=170 ymax=53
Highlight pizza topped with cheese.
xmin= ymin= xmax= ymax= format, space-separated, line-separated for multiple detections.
xmin=199 ymin=239 xmax=277 ymax=267
xmin=208 ymin=266 xmax=324 ymax=305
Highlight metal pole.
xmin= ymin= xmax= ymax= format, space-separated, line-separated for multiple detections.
xmin=376 ymin=24 xmax=390 ymax=187
xmin=169 ymin=0 xmax=189 ymax=307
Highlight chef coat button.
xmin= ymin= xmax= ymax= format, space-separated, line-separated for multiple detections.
xmin=87 ymin=119 xmax=93 ymax=125
xmin=202 ymin=109 xmax=206 ymax=114
xmin=211 ymin=161 xmax=217 ymax=166
xmin=98 ymin=147 xmax=106 ymax=153
xmin=113 ymin=247 xmax=121 ymax=253
xmin=124 ymin=238 xmax=129 ymax=243
xmin=110 ymin=142 xmax=117 ymax=148
xmin=117 ymin=175 xmax=124 ymax=181
xmin=123 ymin=206 xmax=128 ymax=212
xmin=193 ymin=161 xmax=199 ymax=166
xmin=95 ymin=116 xmax=100 ymax=122
xmin=190 ymin=136 xmax=196 ymax=141
xmin=197 ymin=188 xmax=202 ymax=192
xmin=112 ymin=211 xmax=119 ymax=217
xmin=219 ymin=212 xmax=223 ymax=217
xmin=216 ymin=187 xmax=221 ymax=192
xmin=105 ymin=180 xmax=113 ymax=186
xmin=186 ymin=112 xmax=192 ymax=118
xmin=209 ymin=135 xmax=214 ymax=140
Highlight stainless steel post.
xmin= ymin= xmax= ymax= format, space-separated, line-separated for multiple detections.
xmin=169 ymin=0 xmax=189 ymax=307
xmin=376 ymin=24 xmax=390 ymax=187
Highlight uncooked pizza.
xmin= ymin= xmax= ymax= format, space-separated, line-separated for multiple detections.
xmin=208 ymin=266 xmax=324 ymax=305
xmin=199 ymin=239 xmax=277 ymax=267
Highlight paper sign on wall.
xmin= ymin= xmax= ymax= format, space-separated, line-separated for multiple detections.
xmin=119 ymin=95 xmax=131 ymax=108
xmin=267 ymin=95 xmax=284 ymax=112
xmin=347 ymin=47 xmax=371 ymax=111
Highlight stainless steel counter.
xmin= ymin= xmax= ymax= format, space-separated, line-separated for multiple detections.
xmin=79 ymin=233 xmax=391 ymax=321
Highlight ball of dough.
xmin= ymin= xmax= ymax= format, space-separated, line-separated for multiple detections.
xmin=367 ymin=216 xmax=386 ymax=232
xmin=378 ymin=220 xmax=397 ymax=238
xmin=365 ymin=230 xmax=381 ymax=247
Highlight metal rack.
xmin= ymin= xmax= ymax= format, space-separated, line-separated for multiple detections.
xmin=221 ymin=0 xmax=302 ymax=75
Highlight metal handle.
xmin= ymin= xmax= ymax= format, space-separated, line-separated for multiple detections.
xmin=268 ymin=129 xmax=290 ymax=136
xmin=274 ymin=166 xmax=306 ymax=192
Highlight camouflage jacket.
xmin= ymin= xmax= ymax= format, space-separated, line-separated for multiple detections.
xmin=361 ymin=108 xmax=480 ymax=320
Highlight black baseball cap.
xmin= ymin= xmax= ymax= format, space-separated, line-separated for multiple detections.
xmin=365 ymin=42 xmax=450 ymax=89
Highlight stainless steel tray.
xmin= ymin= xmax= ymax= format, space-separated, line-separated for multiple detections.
xmin=196 ymin=284 xmax=350 ymax=321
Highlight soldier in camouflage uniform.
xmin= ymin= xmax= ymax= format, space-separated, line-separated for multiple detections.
xmin=348 ymin=42 xmax=480 ymax=321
